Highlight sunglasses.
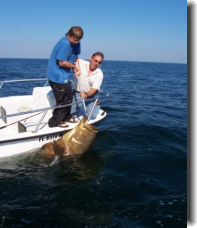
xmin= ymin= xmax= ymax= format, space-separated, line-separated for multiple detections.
xmin=94 ymin=59 xmax=102 ymax=64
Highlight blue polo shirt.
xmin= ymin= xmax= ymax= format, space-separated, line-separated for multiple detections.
xmin=47 ymin=36 xmax=81 ymax=83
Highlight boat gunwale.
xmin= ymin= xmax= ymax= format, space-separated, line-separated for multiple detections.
xmin=0 ymin=79 xmax=108 ymax=120
xmin=0 ymin=78 xmax=108 ymax=139
xmin=0 ymin=78 xmax=108 ymax=158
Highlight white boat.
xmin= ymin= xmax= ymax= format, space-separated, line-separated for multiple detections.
xmin=0 ymin=79 xmax=107 ymax=158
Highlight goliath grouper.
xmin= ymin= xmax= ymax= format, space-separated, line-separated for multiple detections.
xmin=41 ymin=117 xmax=99 ymax=159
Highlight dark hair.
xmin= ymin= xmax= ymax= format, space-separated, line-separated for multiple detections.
xmin=92 ymin=52 xmax=104 ymax=60
xmin=66 ymin=26 xmax=84 ymax=39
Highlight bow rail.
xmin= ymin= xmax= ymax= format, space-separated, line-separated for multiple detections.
xmin=0 ymin=78 xmax=109 ymax=133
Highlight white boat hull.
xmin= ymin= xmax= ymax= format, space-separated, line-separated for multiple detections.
xmin=0 ymin=128 xmax=65 ymax=157
xmin=0 ymin=85 xmax=107 ymax=158
xmin=0 ymin=109 xmax=106 ymax=158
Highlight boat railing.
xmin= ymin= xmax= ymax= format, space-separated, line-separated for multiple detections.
xmin=0 ymin=78 xmax=49 ymax=90
xmin=0 ymin=78 xmax=109 ymax=133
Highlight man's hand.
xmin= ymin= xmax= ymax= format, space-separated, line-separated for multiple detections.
xmin=74 ymin=70 xmax=80 ymax=77
xmin=72 ymin=66 xmax=79 ymax=72
xmin=79 ymin=92 xmax=87 ymax=99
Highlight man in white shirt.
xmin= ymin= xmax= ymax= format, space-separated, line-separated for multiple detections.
xmin=70 ymin=52 xmax=104 ymax=121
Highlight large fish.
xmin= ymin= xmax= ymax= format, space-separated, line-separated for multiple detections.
xmin=41 ymin=117 xmax=99 ymax=159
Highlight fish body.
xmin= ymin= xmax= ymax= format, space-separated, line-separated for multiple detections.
xmin=41 ymin=117 xmax=98 ymax=157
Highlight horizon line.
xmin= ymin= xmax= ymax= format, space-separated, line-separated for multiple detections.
xmin=0 ymin=57 xmax=187 ymax=65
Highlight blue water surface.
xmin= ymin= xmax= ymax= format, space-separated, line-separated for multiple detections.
xmin=0 ymin=58 xmax=187 ymax=227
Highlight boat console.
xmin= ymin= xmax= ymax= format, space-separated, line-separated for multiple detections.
xmin=33 ymin=86 xmax=56 ymax=110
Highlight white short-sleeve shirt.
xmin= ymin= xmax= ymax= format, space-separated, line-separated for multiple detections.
xmin=73 ymin=59 xmax=103 ymax=93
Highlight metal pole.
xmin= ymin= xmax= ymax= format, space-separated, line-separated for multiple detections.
xmin=87 ymin=99 xmax=98 ymax=122
xmin=33 ymin=110 xmax=48 ymax=133
xmin=77 ymin=77 xmax=88 ymax=115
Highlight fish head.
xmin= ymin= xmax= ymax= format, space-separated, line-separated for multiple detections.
xmin=62 ymin=117 xmax=99 ymax=155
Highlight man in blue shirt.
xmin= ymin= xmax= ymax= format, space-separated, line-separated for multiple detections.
xmin=47 ymin=26 xmax=84 ymax=128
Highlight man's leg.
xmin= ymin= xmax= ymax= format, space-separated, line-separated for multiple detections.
xmin=48 ymin=81 xmax=72 ymax=127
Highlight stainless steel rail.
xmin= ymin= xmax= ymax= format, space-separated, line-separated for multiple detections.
xmin=0 ymin=78 xmax=109 ymax=133
xmin=0 ymin=78 xmax=48 ymax=89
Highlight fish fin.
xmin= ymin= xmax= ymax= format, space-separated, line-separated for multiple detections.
xmin=53 ymin=139 xmax=65 ymax=157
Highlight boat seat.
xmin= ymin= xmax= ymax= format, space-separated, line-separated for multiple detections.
xmin=32 ymin=87 xmax=56 ymax=113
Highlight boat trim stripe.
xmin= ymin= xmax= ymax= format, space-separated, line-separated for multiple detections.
xmin=0 ymin=130 xmax=68 ymax=144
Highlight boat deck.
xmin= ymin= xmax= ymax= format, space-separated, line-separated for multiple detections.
xmin=0 ymin=93 xmax=106 ymax=137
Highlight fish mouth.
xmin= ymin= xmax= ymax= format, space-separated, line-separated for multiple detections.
xmin=84 ymin=124 xmax=98 ymax=133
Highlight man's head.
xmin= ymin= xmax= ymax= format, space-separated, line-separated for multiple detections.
xmin=89 ymin=52 xmax=104 ymax=71
xmin=66 ymin=26 xmax=84 ymax=46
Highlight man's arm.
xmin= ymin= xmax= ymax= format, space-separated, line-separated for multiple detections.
xmin=74 ymin=58 xmax=81 ymax=77
xmin=58 ymin=60 xmax=79 ymax=73
xmin=80 ymin=70 xmax=103 ymax=98
xmin=80 ymin=88 xmax=98 ymax=99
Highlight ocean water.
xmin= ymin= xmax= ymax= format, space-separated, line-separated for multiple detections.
xmin=0 ymin=59 xmax=187 ymax=227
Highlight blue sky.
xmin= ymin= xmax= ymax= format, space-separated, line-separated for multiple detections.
xmin=0 ymin=0 xmax=187 ymax=63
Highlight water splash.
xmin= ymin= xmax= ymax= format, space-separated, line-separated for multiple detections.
xmin=49 ymin=155 xmax=60 ymax=166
